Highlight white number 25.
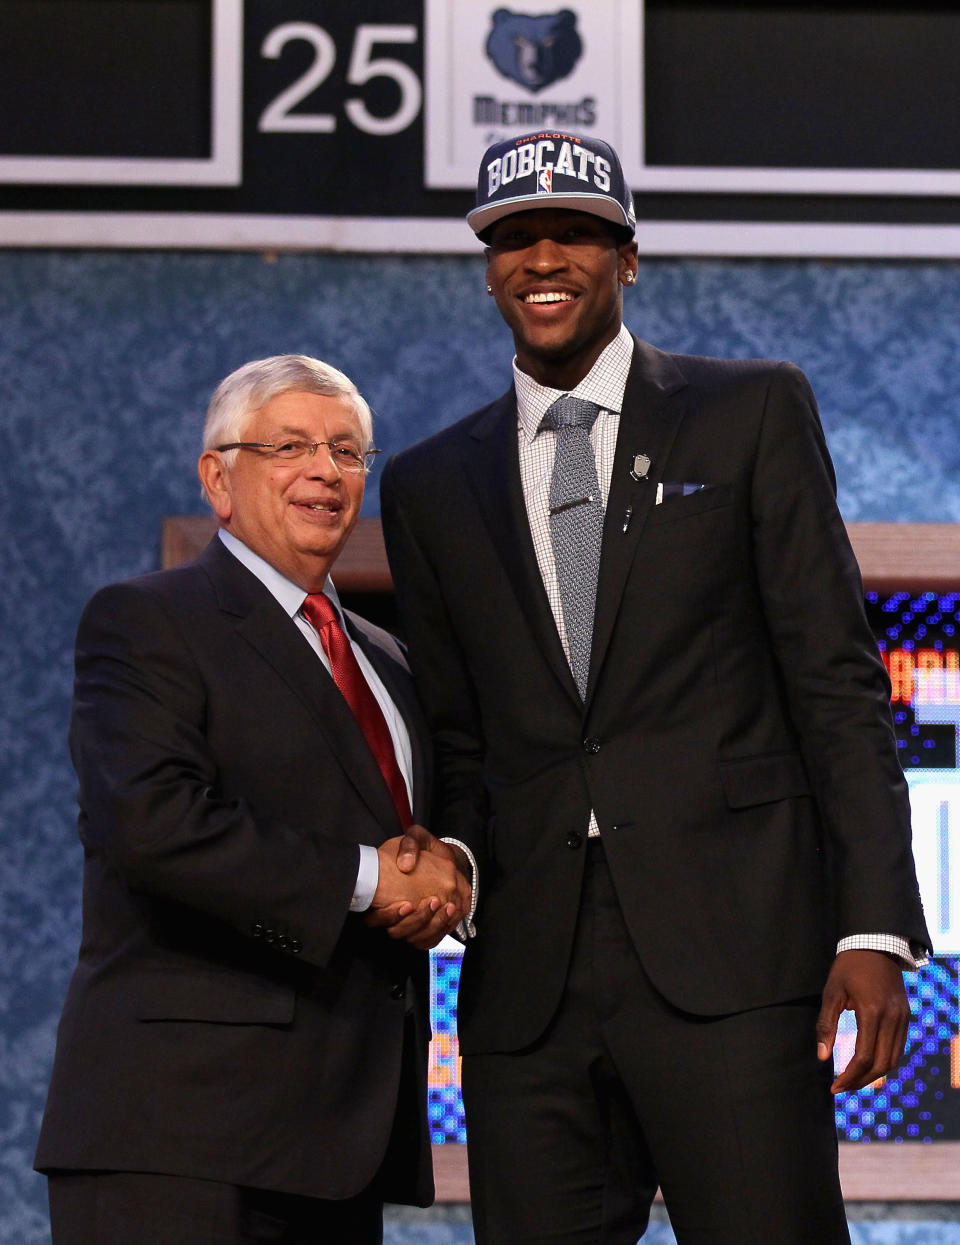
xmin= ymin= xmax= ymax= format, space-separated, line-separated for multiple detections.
xmin=259 ymin=22 xmax=422 ymax=136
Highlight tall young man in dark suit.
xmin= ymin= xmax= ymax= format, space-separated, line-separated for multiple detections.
xmin=380 ymin=135 xmax=930 ymax=1243
xmin=35 ymin=354 xmax=472 ymax=1244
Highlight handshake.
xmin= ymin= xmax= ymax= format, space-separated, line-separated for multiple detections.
xmin=365 ymin=825 xmax=473 ymax=950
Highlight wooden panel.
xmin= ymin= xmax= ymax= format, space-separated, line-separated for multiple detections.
xmin=847 ymin=522 xmax=960 ymax=592
xmin=432 ymin=1144 xmax=470 ymax=1203
xmin=161 ymin=515 xmax=216 ymax=569
xmin=839 ymin=1140 xmax=960 ymax=1200
xmin=434 ymin=1142 xmax=960 ymax=1203
xmin=165 ymin=517 xmax=960 ymax=593
xmin=161 ymin=515 xmax=391 ymax=590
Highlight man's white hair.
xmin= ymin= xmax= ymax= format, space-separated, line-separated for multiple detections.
xmin=203 ymin=354 xmax=374 ymax=465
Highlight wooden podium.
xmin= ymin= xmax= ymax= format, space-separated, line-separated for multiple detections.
xmin=163 ymin=516 xmax=960 ymax=591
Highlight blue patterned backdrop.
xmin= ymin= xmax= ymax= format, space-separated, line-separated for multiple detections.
xmin=3 ymin=250 xmax=960 ymax=1242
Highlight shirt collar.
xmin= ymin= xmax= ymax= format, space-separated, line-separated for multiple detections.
xmin=514 ymin=323 xmax=634 ymax=445
xmin=218 ymin=528 xmax=344 ymax=622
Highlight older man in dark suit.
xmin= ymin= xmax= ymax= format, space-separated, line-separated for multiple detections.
xmin=380 ymin=134 xmax=930 ymax=1243
xmin=35 ymin=354 xmax=471 ymax=1244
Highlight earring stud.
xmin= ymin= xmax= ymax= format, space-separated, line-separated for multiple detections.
xmin=486 ymin=284 xmax=493 ymax=294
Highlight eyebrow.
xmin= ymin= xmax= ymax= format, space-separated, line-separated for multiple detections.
xmin=258 ymin=425 xmax=362 ymax=444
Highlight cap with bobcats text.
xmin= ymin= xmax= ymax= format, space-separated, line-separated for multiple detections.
xmin=467 ymin=132 xmax=636 ymax=238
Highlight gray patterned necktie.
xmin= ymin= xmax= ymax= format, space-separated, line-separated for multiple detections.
xmin=544 ymin=395 xmax=605 ymax=699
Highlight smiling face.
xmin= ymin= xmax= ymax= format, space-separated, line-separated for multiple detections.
xmin=198 ymin=389 xmax=366 ymax=592
xmin=484 ymin=208 xmax=638 ymax=390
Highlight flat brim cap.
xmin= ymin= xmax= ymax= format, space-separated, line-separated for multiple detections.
xmin=467 ymin=132 xmax=636 ymax=237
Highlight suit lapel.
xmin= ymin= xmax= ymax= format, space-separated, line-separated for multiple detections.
xmin=587 ymin=339 xmax=689 ymax=701
xmin=461 ymin=390 xmax=580 ymax=705
xmin=199 ymin=539 xmax=401 ymax=833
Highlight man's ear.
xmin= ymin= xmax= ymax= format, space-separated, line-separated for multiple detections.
xmin=617 ymin=238 xmax=639 ymax=286
xmin=197 ymin=451 xmax=232 ymax=522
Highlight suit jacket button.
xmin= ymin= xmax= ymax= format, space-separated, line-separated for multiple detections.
xmin=263 ymin=927 xmax=277 ymax=943
xmin=390 ymin=983 xmax=406 ymax=1000
xmin=251 ymin=923 xmax=264 ymax=939
xmin=583 ymin=737 xmax=601 ymax=754
xmin=566 ymin=832 xmax=583 ymax=849
xmin=276 ymin=934 xmax=290 ymax=951
xmin=288 ymin=938 xmax=303 ymax=955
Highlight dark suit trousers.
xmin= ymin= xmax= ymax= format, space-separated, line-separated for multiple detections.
xmin=462 ymin=841 xmax=850 ymax=1245
xmin=47 ymin=1171 xmax=384 ymax=1245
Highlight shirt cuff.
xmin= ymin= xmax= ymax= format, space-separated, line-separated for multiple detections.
xmin=350 ymin=844 xmax=380 ymax=913
xmin=836 ymin=933 xmax=929 ymax=970
xmin=440 ymin=837 xmax=478 ymax=939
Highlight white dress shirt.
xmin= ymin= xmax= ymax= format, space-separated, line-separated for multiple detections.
xmin=218 ymin=529 xmax=411 ymax=912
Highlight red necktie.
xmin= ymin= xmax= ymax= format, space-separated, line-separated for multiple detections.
xmin=301 ymin=592 xmax=412 ymax=828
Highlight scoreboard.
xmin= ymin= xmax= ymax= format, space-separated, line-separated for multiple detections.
xmin=6 ymin=2 xmax=960 ymax=254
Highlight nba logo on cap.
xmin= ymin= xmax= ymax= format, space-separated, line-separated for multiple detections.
xmin=538 ymin=167 xmax=553 ymax=194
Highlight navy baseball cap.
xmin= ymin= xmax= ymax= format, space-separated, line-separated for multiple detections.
xmin=467 ymin=132 xmax=636 ymax=239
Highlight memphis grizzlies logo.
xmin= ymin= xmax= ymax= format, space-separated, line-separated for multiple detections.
xmin=485 ymin=8 xmax=583 ymax=94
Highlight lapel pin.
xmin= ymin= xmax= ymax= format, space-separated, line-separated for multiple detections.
xmin=630 ymin=453 xmax=652 ymax=482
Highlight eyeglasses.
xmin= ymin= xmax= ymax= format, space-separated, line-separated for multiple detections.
xmin=215 ymin=439 xmax=380 ymax=473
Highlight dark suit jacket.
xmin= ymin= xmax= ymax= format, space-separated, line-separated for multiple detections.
xmin=35 ymin=536 xmax=434 ymax=1205
xmin=380 ymin=336 xmax=930 ymax=1056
